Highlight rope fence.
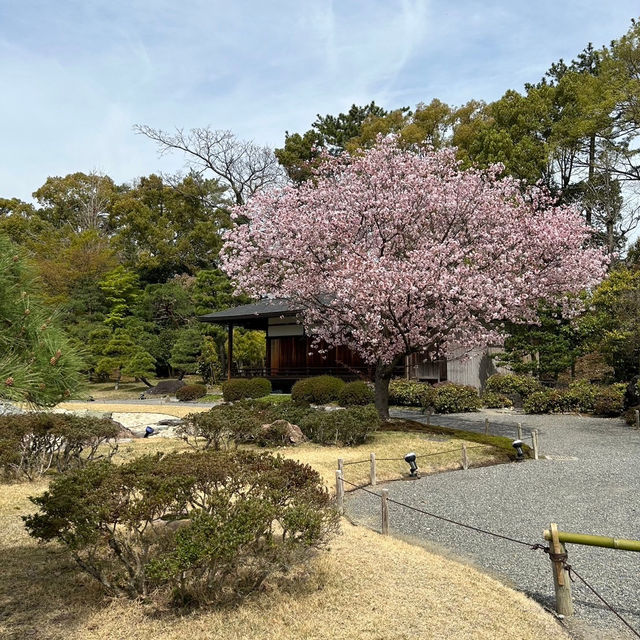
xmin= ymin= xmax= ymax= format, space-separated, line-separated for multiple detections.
xmin=336 ymin=475 xmax=640 ymax=639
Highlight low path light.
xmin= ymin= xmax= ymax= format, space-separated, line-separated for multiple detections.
xmin=404 ymin=452 xmax=420 ymax=478
xmin=144 ymin=426 xmax=155 ymax=438
xmin=512 ymin=439 xmax=525 ymax=462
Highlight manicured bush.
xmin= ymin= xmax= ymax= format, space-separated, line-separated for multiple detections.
xmin=299 ymin=405 xmax=379 ymax=445
xmin=561 ymin=380 xmax=597 ymax=412
xmin=177 ymin=405 xmax=262 ymax=450
xmin=427 ymin=384 xmax=481 ymax=414
xmin=222 ymin=377 xmax=272 ymax=401
xmin=592 ymin=386 xmax=625 ymax=417
xmin=481 ymin=392 xmax=513 ymax=409
xmin=388 ymin=380 xmax=434 ymax=407
xmin=176 ymin=384 xmax=208 ymax=401
xmin=523 ymin=389 xmax=563 ymax=414
xmin=0 ymin=412 xmax=120 ymax=480
xmin=24 ymin=450 xmax=338 ymax=603
xmin=291 ymin=376 xmax=345 ymax=405
xmin=624 ymin=405 xmax=640 ymax=426
xmin=485 ymin=374 xmax=542 ymax=399
xmin=338 ymin=381 xmax=375 ymax=406
xmin=246 ymin=377 xmax=272 ymax=398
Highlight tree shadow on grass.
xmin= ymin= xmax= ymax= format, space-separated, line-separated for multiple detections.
xmin=0 ymin=542 xmax=106 ymax=640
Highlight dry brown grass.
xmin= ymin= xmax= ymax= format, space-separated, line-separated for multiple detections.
xmin=0 ymin=410 xmax=566 ymax=640
xmin=58 ymin=401 xmax=211 ymax=418
xmin=0 ymin=477 xmax=568 ymax=640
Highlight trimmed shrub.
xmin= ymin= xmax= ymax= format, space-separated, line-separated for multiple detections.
xmin=523 ymin=390 xmax=562 ymax=414
xmin=222 ymin=377 xmax=272 ymax=402
xmin=338 ymin=381 xmax=375 ymax=406
xmin=481 ymin=392 xmax=513 ymax=409
xmin=388 ymin=380 xmax=434 ymax=407
xmin=291 ymin=376 xmax=345 ymax=405
xmin=485 ymin=374 xmax=542 ymax=399
xmin=427 ymin=384 xmax=481 ymax=414
xmin=24 ymin=450 xmax=338 ymax=603
xmin=593 ymin=386 xmax=625 ymax=417
xmin=299 ymin=405 xmax=379 ymax=446
xmin=624 ymin=405 xmax=640 ymax=426
xmin=561 ymin=380 xmax=597 ymax=412
xmin=246 ymin=377 xmax=272 ymax=398
xmin=177 ymin=405 xmax=262 ymax=450
xmin=176 ymin=384 xmax=208 ymax=401
xmin=0 ymin=412 xmax=120 ymax=480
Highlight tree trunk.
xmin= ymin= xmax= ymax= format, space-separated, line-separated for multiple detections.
xmin=139 ymin=376 xmax=153 ymax=388
xmin=374 ymin=360 xmax=398 ymax=421
xmin=115 ymin=368 xmax=121 ymax=391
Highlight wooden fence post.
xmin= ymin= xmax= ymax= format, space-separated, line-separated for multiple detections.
xmin=370 ymin=452 xmax=377 ymax=486
xmin=461 ymin=443 xmax=468 ymax=470
xmin=338 ymin=458 xmax=344 ymax=476
xmin=335 ymin=470 xmax=344 ymax=515
xmin=484 ymin=417 xmax=489 ymax=435
xmin=517 ymin=422 xmax=523 ymax=440
xmin=532 ymin=430 xmax=539 ymax=460
xmin=635 ymin=409 xmax=639 ymax=430
xmin=381 ymin=488 xmax=389 ymax=535
xmin=548 ymin=523 xmax=574 ymax=616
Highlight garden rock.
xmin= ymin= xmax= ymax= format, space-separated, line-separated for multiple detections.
xmin=261 ymin=420 xmax=306 ymax=445
xmin=144 ymin=379 xmax=185 ymax=397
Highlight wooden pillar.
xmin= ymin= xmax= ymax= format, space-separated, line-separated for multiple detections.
xmin=227 ymin=323 xmax=233 ymax=381
xmin=381 ymin=488 xmax=389 ymax=535
xmin=335 ymin=470 xmax=344 ymax=515
xmin=549 ymin=523 xmax=574 ymax=616
xmin=265 ymin=334 xmax=271 ymax=377
xmin=370 ymin=453 xmax=377 ymax=486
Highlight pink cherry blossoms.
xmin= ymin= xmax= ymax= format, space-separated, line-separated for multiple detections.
xmin=221 ymin=137 xmax=608 ymax=369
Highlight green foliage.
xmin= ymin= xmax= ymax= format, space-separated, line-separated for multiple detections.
xmin=0 ymin=235 xmax=84 ymax=406
xmin=24 ymin=450 xmax=338 ymax=602
xmin=222 ymin=377 xmax=272 ymax=401
xmin=428 ymin=384 xmax=481 ymax=414
xmin=485 ymin=374 xmax=543 ymax=398
xmin=298 ymin=405 xmax=380 ymax=446
xmin=94 ymin=328 xmax=156 ymax=386
xmin=177 ymin=405 xmax=261 ymax=449
xmin=0 ymin=412 xmax=119 ymax=480
xmin=98 ymin=266 xmax=141 ymax=328
xmin=338 ymin=381 xmax=375 ymax=406
xmin=388 ymin=379 xmax=434 ymax=407
xmin=170 ymin=328 xmax=203 ymax=376
xmin=175 ymin=384 xmax=207 ymax=401
xmin=593 ymin=385 xmax=625 ymax=416
xmin=291 ymin=376 xmax=346 ymax=405
xmin=481 ymin=392 xmax=513 ymax=409
xmin=231 ymin=329 xmax=266 ymax=371
xmin=522 ymin=390 xmax=560 ymax=414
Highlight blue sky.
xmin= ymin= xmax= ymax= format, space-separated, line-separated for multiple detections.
xmin=1 ymin=1 xmax=638 ymax=201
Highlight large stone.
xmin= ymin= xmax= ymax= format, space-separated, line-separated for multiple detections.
xmin=144 ymin=380 xmax=185 ymax=397
xmin=260 ymin=420 xmax=306 ymax=446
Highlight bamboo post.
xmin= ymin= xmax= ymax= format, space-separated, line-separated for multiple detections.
xmin=517 ymin=422 xmax=523 ymax=440
xmin=548 ymin=523 xmax=574 ymax=616
xmin=461 ymin=443 xmax=468 ymax=470
xmin=543 ymin=528 xmax=640 ymax=552
xmin=532 ymin=430 xmax=539 ymax=460
xmin=335 ymin=470 xmax=344 ymax=515
xmin=381 ymin=488 xmax=389 ymax=535
xmin=635 ymin=409 xmax=639 ymax=429
xmin=338 ymin=458 xmax=344 ymax=476
xmin=484 ymin=417 xmax=489 ymax=435
xmin=370 ymin=452 xmax=377 ymax=486
xmin=426 ymin=409 xmax=431 ymax=425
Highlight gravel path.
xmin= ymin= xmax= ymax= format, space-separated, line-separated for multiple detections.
xmin=346 ymin=410 xmax=640 ymax=639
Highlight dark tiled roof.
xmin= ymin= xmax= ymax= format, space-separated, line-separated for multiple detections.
xmin=198 ymin=298 xmax=302 ymax=324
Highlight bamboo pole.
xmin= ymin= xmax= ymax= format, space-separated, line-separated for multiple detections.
xmin=370 ymin=452 xmax=377 ymax=486
xmin=381 ymin=488 xmax=389 ymax=535
xmin=544 ymin=528 xmax=640 ymax=552
xmin=548 ymin=523 xmax=573 ymax=616
xmin=517 ymin=422 xmax=523 ymax=440
xmin=461 ymin=443 xmax=468 ymax=470
xmin=335 ymin=470 xmax=344 ymax=515
xmin=532 ymin=429 xmax=539 ymax=460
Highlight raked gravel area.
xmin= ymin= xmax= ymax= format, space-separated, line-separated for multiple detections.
xmin=345 ymin=410 xmax=640 ymax=639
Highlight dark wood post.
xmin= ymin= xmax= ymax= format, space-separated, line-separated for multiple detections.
xmin=265 ymin=335 xmax=271 ymax=377
xmin=227 ymin=323 xmax=233 ymax=381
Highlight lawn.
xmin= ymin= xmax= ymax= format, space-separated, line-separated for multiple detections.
xmin=0 ymin=475 xmax=568 ymax=640
xmin=0 ymin=403 xmax=566 ymax=640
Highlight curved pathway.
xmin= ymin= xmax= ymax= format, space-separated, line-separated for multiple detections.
xmin=346 ymin=410 xmax=640 ymax=638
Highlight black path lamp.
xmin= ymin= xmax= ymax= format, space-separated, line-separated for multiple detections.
xmin=404 ymin=452 xmax=420 ymax=478
xmin=512 ymin=439 xmax=525 ymax=462
xmin=144 ymin=426 xmax=155 ymax=438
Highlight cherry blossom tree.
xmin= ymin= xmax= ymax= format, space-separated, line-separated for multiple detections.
xmin=222 ymin=137 xmax=608 ymax=419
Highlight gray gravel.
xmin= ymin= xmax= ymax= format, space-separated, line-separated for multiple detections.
xmin=345 ymin=410 xmax=640 ymax=639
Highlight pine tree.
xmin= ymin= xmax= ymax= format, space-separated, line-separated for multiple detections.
xmin=0 ymin=234 xmax=83 ymax=406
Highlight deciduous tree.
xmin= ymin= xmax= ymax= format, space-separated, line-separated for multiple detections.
xmin=223 ymin=138 xmax=608 ymax=419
